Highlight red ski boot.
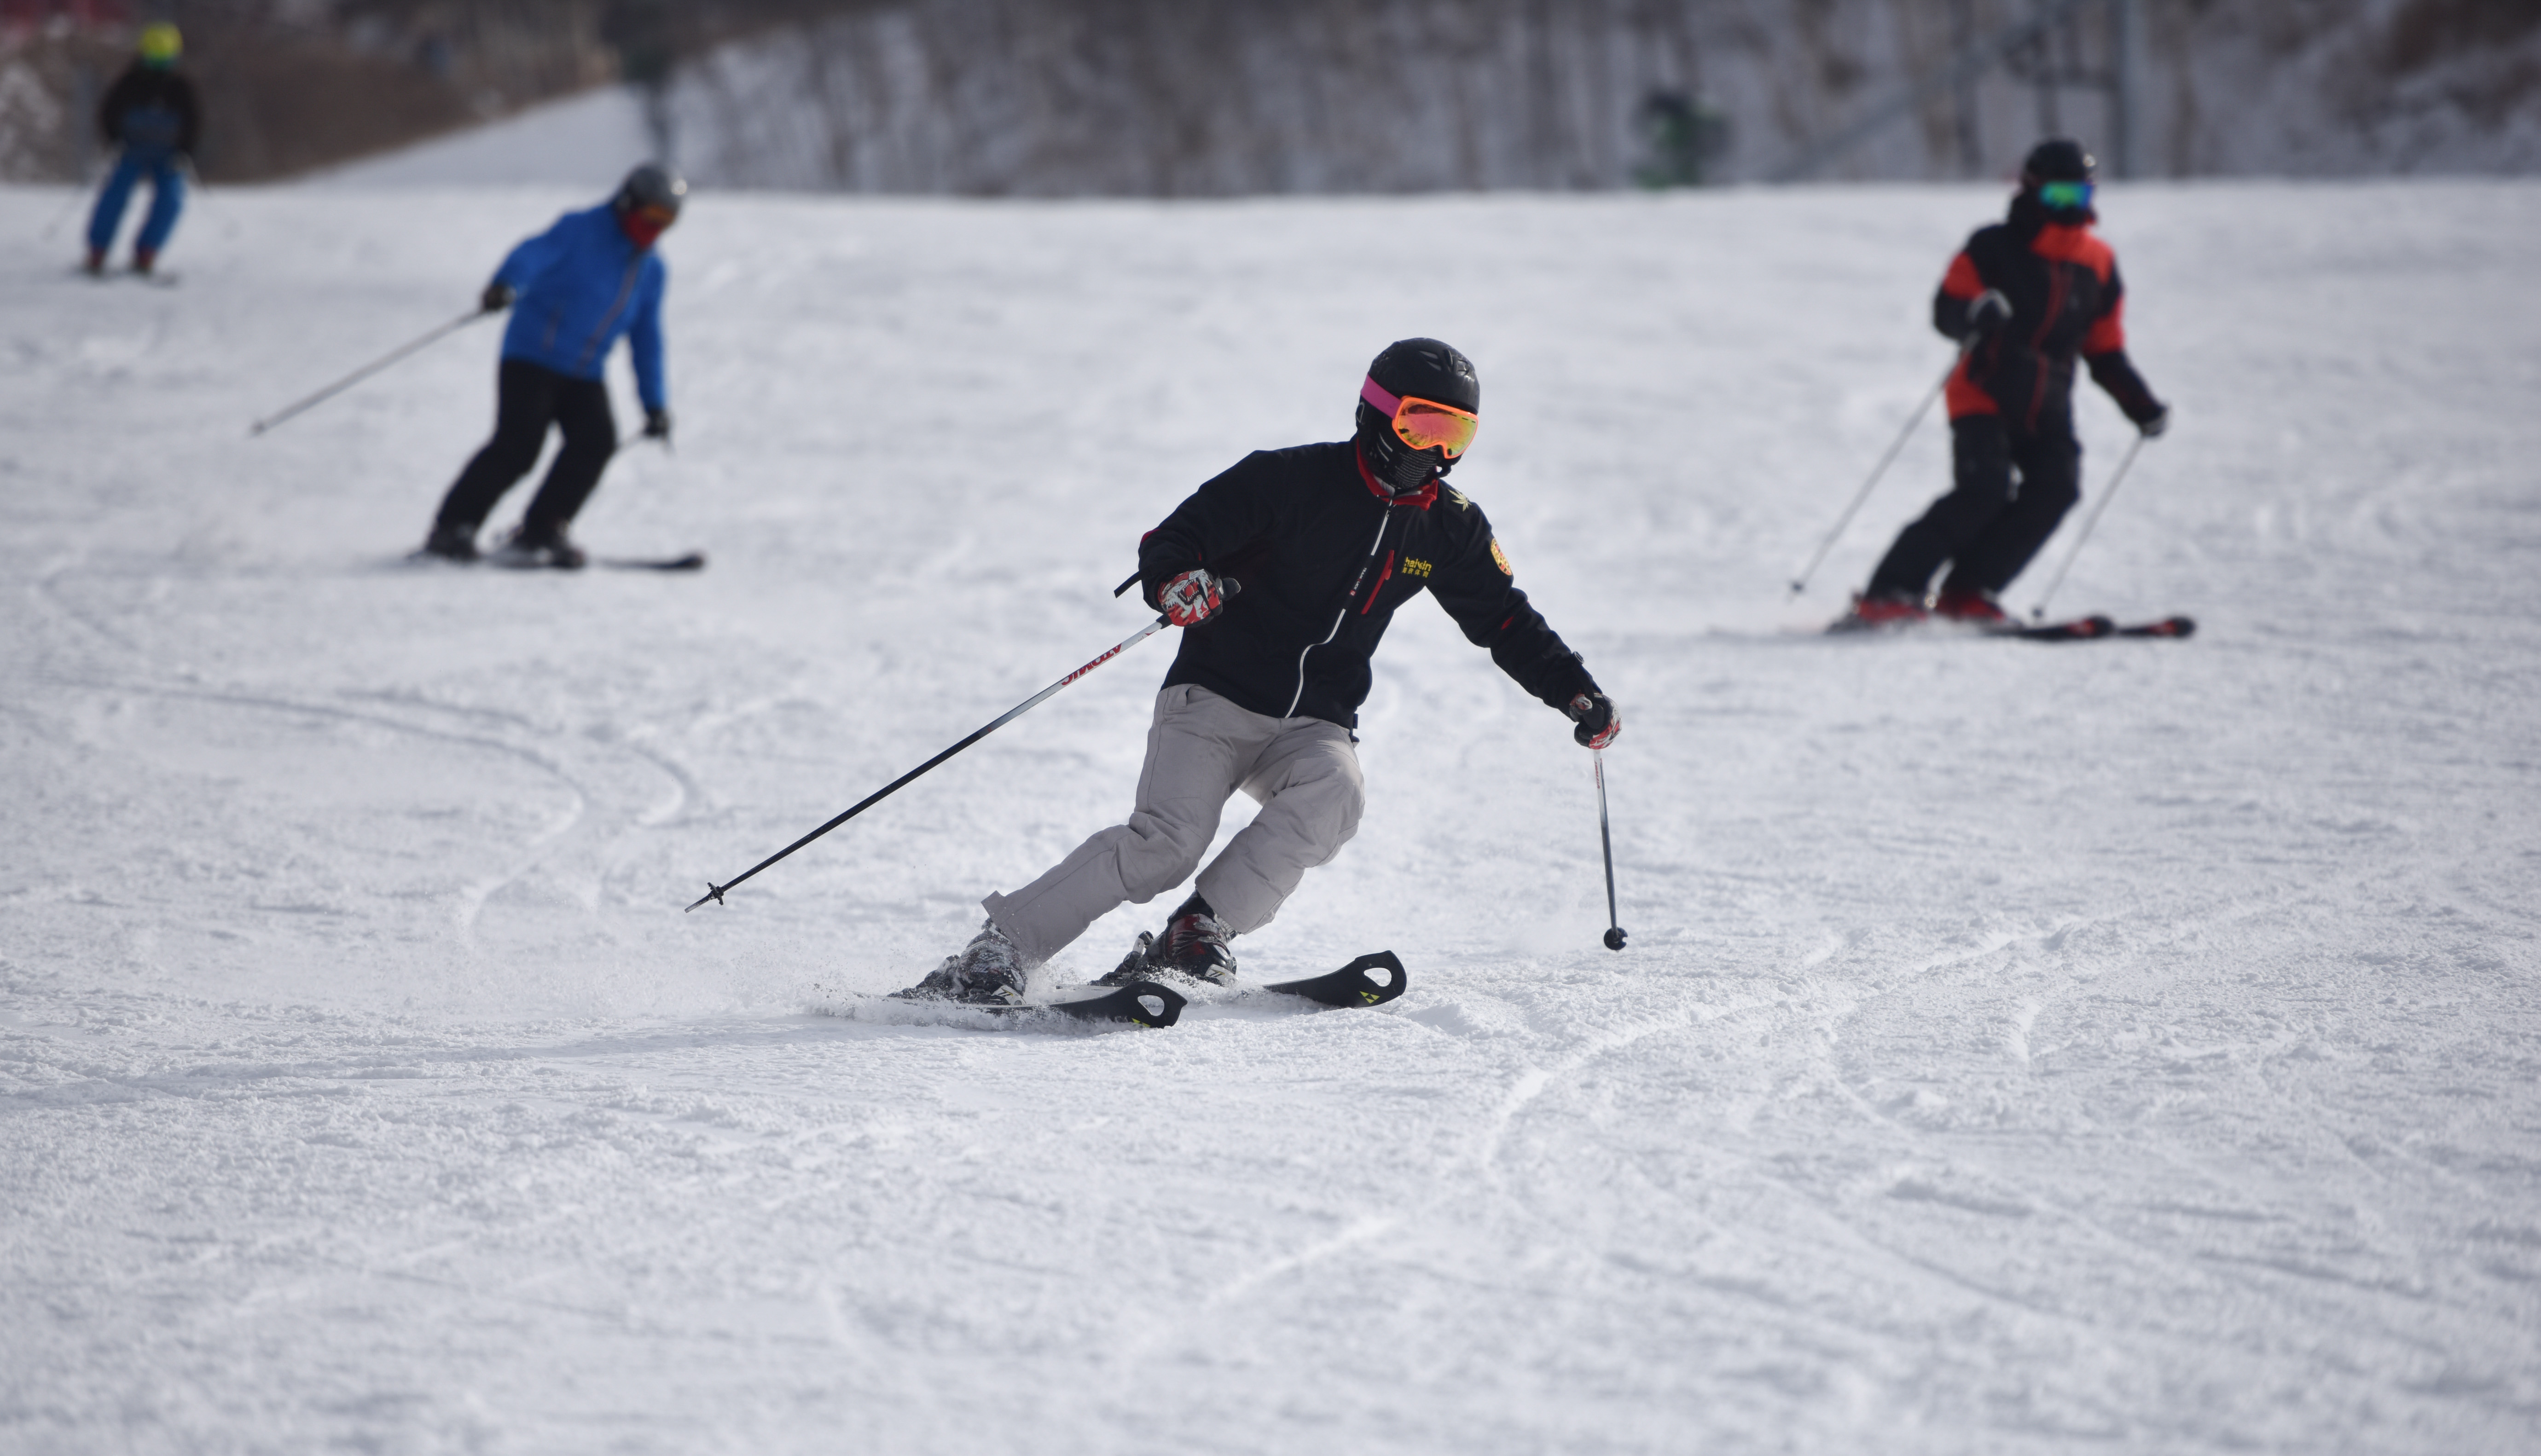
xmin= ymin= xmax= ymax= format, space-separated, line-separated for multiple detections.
xmin=1932 ymin=589 xmax=2009 ymax=626
xmin=1827 ymin=592 xmax=1926 ymax=633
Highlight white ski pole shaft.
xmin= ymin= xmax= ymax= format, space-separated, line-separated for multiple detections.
xmin=44 ymin=150 xmax=108 ymax=242
xmin=43 ymin=180 xmax=89 ymax=242
xmin=2028 ymin=432 xmax=2147 ymax=621
xmin=1595 ymin=749 xmax=1625 ymax=951
xmin=248 ymin=308 xmax=490 ymax=436
xmin=1788 ymin=341 xmax=1971 ymax=598
xmin=687 ymin=613 xmax=1175 ymax=912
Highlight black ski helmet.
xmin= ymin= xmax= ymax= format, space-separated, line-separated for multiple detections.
xmin=616 ymin=163 xmax=687 ymax=219
xmin=2019 ymin=138 xmax=2097 ymax=221
xmin=2020 ymin=137 xmax=2096 ymax=186
xmin=1356 ymin=338 xmax=1479 ymax=493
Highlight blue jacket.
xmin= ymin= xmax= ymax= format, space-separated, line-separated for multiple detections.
xmin=492 ymin=204 xmax=668 ymax=411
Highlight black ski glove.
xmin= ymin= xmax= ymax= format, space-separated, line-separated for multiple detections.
xmin=2138 ymin=404 xmax=2170 ymax=439
xmin=1566 ymin=691 xmax=1620 ymax=750
xmin=644 ymin=408 xmax=673 ymax=443
xmin=1966 ymin=288 xmax=2013 ymax=335
xmin=480 ymin=282 xmax=514 ymax=313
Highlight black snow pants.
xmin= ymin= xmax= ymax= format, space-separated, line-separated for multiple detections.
xmin=433 ymin=358 xmax=616 ymax=535
xmin=1866 ymin=413 xmax=2081 ymax=601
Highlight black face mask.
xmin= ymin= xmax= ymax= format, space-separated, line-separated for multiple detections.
xmin=2007 ymin=190 xmax=2092 ymax=236
xmin=1356 ymin=404 xmax=1453 ymax=493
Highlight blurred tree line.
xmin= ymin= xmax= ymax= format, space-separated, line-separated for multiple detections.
xmin=0 ymin=0 xmax=1734 ymax=186
xmin=1 ymin=0 xmax=2529 ymax=188
xmin=674 ymin=0 xmax=1727 ymax=194
xmin=0 ymin=0 xmax=824 ymax=181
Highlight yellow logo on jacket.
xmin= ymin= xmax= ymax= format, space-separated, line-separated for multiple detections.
xmin=1403 ymin=557 xmax=1433 ymax=579
xmin=1489 ymin=538 xmax=1512 ymax=576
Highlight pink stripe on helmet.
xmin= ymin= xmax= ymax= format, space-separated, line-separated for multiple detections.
xmin=1359 ymin=374 xmax=1401 ymax=416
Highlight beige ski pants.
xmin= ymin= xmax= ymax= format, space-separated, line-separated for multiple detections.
xmin=984 ymin=683 xmax=1365 ymax=965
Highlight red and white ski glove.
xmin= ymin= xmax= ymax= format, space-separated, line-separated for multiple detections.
xmin=1158 ymin=569 xmax=1223 ymax=627
xmin=1566 ymin=691 xmax=1620 ymax=750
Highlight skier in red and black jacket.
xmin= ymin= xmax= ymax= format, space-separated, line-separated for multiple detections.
xmin=905 ymin=339 xmax=1619 ymax=1004
xmin=1837 ymin=138 xmax=2170 ymax=630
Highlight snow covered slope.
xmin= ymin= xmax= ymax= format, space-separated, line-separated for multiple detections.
xmin=4 ymin=178 xmax=2538 ymax=1454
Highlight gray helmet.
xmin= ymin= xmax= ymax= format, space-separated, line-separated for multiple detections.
xmin=616 ymin=163 xmax=687 ymax=218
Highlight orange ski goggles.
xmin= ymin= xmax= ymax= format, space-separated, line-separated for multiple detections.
xmin=1362 ymin=375 xmax=1479 ymax=459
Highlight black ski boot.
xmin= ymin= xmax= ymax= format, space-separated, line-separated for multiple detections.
xmin=1153 ymin=896 xmax=1238 ymax=986
xmin=491 ymin=521 xmax=586 ymax=570
xmin=419 ymin=520 xmax=479 ymax=563
xmin=900 ymin=919 xmax=1029 ymax=1005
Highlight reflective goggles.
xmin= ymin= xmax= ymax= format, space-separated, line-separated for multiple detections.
xmin=2036 ymin=179 xmax=2094 ymax=212
xmin=1361 ymin=375 xmax=1479 ymax=459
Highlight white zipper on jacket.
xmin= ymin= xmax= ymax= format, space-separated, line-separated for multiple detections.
xmin=1285 ymin=503 xmax=1398 ymax=720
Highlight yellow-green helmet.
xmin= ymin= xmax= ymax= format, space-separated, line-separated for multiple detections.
xmin=138 ymin=23 xmax=182 ymax=68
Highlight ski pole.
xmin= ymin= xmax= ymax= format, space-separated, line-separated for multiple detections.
xmin=176 ymin=154 xmax=212 ymax=237
xmin=1594 ymin=749 xmax=1626 ymax=951
xmin=2027 ymin=433 xmax=2147 ymax=621
xmin=41 ymin=159 xmax=98 ymax=243
xmin=248 ymin=307 xmax=491 ymax=436
xmin=686 ymin=602 xmax=1203 ymax=912
xmin=1787 ymin=341 xmax=1972 ymax=598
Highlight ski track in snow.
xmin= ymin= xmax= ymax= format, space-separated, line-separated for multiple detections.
xmin=3 ymin=179 xmax=2539 ymax=1454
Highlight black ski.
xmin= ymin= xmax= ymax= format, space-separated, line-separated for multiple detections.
xmin=1261 ymin=951 xmax=1408 ymax=1007
xmin=598 ymin=552 xmax=708 ymax=572
xmin=1998 ymin=614 xmax=2115 ymax=641
xmin=77 ymin=266 xmax=180 ymax=287
xmin=990 ymin=979 xmax=1185 ymax=1027
xmin=856 ymin=949 xmax=1400 ymax=1031
xmin=1098 ymin=934 xmax=1408 ymax=1010
xmin=2114 ymin=615 xmax=2196 ymax=638
xmin=1998 ymin=613 xmax=2195 ymax=641
xmin=881 ymin=978 xmax=1186 ymax=1028
xmin=409 ymin=549 xmax=707 ymax=572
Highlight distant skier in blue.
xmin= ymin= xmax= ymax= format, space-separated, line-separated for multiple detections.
xmin=420 ymin=165 xmax=683 ymax=569
xmin=84 ymin=23 xmax=199 ymax=278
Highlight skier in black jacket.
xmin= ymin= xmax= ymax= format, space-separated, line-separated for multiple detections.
xmin=84 ymin=23 xmax=201 ymax=277
xmin=909 ymin=339 xmax=1620 ymax=1003
xmin=1835 ymin=138 xmax=2169 ymax=630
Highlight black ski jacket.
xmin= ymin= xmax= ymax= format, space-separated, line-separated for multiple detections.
xmin=1138 ymin=439 xmax=1598 ymax=731
xmin=1936 ymin=194 xmax=2162 ymax=435
xmin=98 ymin=65 xmax=201 ymax=156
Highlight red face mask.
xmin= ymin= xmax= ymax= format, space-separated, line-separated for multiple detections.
xmin=619 ymin=203 xmax=675 ymax=249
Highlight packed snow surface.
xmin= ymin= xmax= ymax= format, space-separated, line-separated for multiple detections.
xmin=5 ymin=178 xmax=2539 ymax=1455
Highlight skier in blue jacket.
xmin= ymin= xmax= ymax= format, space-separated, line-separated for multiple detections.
xmin=421 ymin=164 xmax=682 ymax=568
